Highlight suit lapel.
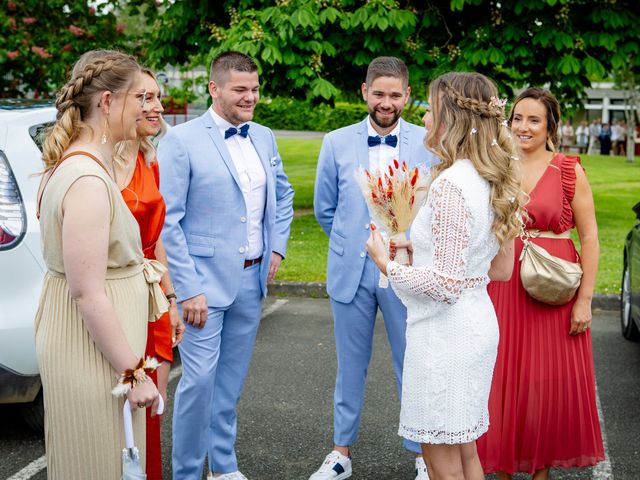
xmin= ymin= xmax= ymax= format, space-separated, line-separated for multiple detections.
xmin=398 ymin=119 xmax=414 ymax=168
xmin=247 ymin=125 xmax=271 ymax=183
xmin=201 ymin=112 xmax=242 ymax=189
xmin=356 ymin=118 xmax=370 ymax=170
xmin=247 ymin=125 xmax=275 ymax=216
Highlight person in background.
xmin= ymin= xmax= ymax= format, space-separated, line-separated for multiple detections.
xmin=159 ymin=51 xmax=294 ymax=480
xmin=311 ymin=56 xmax=438 ymax=480
xmin=587 ymin=118 xmax=601 ymax=155
xmin=575 ymin=120 xmax=589 ymax=155
xmin=617 ymin=121 xmax=627 ymax=157
xmin=599 ymin=122 xmax=612 ymax=155
xmin=114 ymin=68 xmax=185 ymax=480
xmin=366 ymin=71 xmax=520 ymax=479
xmin=610 ymin=120 xmax=623 ymax=155
xmin=35 ymin=49 xmax=164 ymax=479
xmin=560 ymin=120 xmax=574 ymax=152
xmin=476 ymin=87 xmax=604 ymax=479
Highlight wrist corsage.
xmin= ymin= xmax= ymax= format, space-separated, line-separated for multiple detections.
xmin=111 ymin=356 xmax=160 ymax=397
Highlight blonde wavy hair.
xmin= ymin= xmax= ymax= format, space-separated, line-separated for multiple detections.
xmin=113 ymin=68 xmax=168 ymax=169
xmin=425 ymin=72 xmax=522 ymax=247
xmin=42 ymin=49 xmax=141 ymax=171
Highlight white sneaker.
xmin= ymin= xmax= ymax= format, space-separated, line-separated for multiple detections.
xmin=415 ymin=456 xmax=430 ymax=480
xmin=308 ymin=450 xmax=352 ymax=480
xmin=207 ymin=471 xmax=249 ymax=480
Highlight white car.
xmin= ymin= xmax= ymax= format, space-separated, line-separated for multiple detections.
xmin=0 ymin=100 xmax=56 ymax=431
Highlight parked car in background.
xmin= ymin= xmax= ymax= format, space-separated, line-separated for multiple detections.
xmin=621 ymin=201 xmax=640 ymax=341
xmin=0 ymin=100 xmax=55 ymax=431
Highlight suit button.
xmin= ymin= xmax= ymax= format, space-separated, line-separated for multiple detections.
xmin=240 ymin=216 xmax=247 ymax=223
xmin=360 ymin=252 xmax=366 ymax=258
xmin=239 ymin=247 xmax=246 ymax=254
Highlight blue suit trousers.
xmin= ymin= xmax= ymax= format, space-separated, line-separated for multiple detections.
xmin=331 ymin=257 xmax=420 ymax=453
xmin=172 ymin=264 xmax=262 ymax=479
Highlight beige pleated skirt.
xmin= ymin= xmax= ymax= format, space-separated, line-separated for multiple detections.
xmin=35 ymin=269 xmax=148 ymax=480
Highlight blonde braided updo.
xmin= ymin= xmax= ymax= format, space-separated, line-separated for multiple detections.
xmin=42 ymin=50 xmax=141 ymax=171
xmin=425 ymin=72 xmax=522 ymax=248
xmin=443 ymin=82 xmax=506 ymax=119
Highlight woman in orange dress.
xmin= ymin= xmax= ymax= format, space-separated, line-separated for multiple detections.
xmin=476 ymin=88 xmax=604 ymax=478
xmin=115 ymin=69 xmax=185 ymax=479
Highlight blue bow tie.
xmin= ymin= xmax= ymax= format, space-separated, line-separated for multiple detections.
xmin=224 ymin=124 xmax=250 ymax=139
xmin=368 ymin=134 xmax=398 ymax=148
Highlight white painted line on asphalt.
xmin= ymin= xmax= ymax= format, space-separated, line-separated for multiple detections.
xmin=262 ymin=298 xmax=289 ymax=318
xmin=168 ymin=363 xmax=183 ymax=383
xmin=6 ymin=455 xmax=46 ymax=480
xmin=168 ymin=299 xmax=289 ymax=384
xmin=593 ymin=386 xmax=613 ymax=479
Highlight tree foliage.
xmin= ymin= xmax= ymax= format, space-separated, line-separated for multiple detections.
xmin=133 ymin=0 xmax=639 ymax=107
xmin=0 ymin=0 xmax=127 ymax=97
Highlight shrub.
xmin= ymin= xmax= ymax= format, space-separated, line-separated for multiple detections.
xmin=254 ymin=97 xmax=426 ymax=131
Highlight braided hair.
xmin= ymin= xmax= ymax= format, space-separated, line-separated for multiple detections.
xmin=425 ymin=72 xmax=522 ymax=247
xmin=42 ymin=50 xmax=141 ymax=170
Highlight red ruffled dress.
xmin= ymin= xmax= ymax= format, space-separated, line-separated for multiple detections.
xmin=476 ymin=154 xmax=604 ymax=474
xmin=121 ymin=151 xmax=173 ymax=480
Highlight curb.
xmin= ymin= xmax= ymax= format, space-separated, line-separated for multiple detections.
xmin=269 ymin=282 xmax=620 ymax=312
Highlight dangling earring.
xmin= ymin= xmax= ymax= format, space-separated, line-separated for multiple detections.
xmin=101 ymin=117 xmax=110 ymax=144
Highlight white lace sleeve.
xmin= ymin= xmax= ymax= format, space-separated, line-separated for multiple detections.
xmin=387 ymin=178 xmax=470 ymax=305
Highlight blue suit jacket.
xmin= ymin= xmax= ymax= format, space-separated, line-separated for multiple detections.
xmin=158 ymin=112 xmax=294 ymax=307
xmin=314 ymin=117 xmax=438 ymax=304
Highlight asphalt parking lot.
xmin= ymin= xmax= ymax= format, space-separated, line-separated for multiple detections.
xmin=2 ymin=298 xmax=639 ymax=479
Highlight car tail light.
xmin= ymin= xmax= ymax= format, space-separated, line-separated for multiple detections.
xmin=0 ymin=150 xmax=27 ymax=250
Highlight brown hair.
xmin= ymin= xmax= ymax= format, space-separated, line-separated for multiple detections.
xmin=42 ymin=49 xmax=141 ymax=171
xmin=365 ymin=56 xmax=408 ymax=89
xmin=209 ymin=51 xmax=258 ymax=85
xmin=426 ymin=72 xmax=522 ymax=247
xmin=508 ymin=87 xmax=561 ymax=152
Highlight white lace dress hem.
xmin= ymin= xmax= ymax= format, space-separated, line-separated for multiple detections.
xmin=388 ymin=160 xmax=500 ymax=446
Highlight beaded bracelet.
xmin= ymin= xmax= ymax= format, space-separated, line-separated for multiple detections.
xmin=111 ymin=356 xmax=159 ymax=397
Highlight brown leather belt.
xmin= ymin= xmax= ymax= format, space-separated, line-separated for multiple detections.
xmin=244 ymin=256 xmax=262 ymax=268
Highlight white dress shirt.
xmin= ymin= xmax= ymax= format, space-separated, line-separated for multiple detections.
xmin=367 ymin=116 xmax=400 ymax=173
xmin=210 ymin=108 xmax=266 ymax=260
xmin=366 ymin=117 xmax=401 ymax=228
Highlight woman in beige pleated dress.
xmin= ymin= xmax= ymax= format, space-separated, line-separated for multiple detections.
xmin=35 ymin=49 xmax=167 ymax=479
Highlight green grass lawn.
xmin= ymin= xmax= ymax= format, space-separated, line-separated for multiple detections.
xmin=582 ymin=155 xmax=640 ymax=294
xmin=276 ymin=136 xmax=640 ymax=294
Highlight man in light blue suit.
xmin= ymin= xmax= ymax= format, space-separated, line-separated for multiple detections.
xmin=310 ymin=57 xmax=438 ymax=480
xmin=158 ymin=52 xmax=294 ymax=480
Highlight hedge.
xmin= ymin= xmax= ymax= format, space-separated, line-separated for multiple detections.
xmin=254 ymin=97 xmax=426 ymax=132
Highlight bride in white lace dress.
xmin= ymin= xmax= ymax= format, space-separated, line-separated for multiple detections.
xmin=367 ymin=72 xmax=522 ymax=479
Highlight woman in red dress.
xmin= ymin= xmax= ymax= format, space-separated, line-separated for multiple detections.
xmin=115 ymin=69 xmax=185 ymax=479
xmin=476 ymin=88 xmax=604 ymax=479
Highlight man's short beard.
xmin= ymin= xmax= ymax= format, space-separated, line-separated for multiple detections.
xmin=369 ymin=108 xmax=401 ymax=129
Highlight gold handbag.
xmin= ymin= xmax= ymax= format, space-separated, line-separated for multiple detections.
xmin=519 ymin=229 xmax=583 ymax=305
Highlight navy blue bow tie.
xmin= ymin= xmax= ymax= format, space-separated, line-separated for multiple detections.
xmin=224 ymin=124 xmax=250 ymax=139
xmin=368 ymin=134 xmax=398 ymax=148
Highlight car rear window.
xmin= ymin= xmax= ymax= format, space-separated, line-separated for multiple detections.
xmin=28 ymin=122 xmax=53 ymax=151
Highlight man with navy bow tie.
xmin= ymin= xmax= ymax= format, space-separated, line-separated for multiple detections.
xmin=158 ymin=51 xmax=294 ymax=480
xmin=311 ymin=57 xmax=438 ymax=480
